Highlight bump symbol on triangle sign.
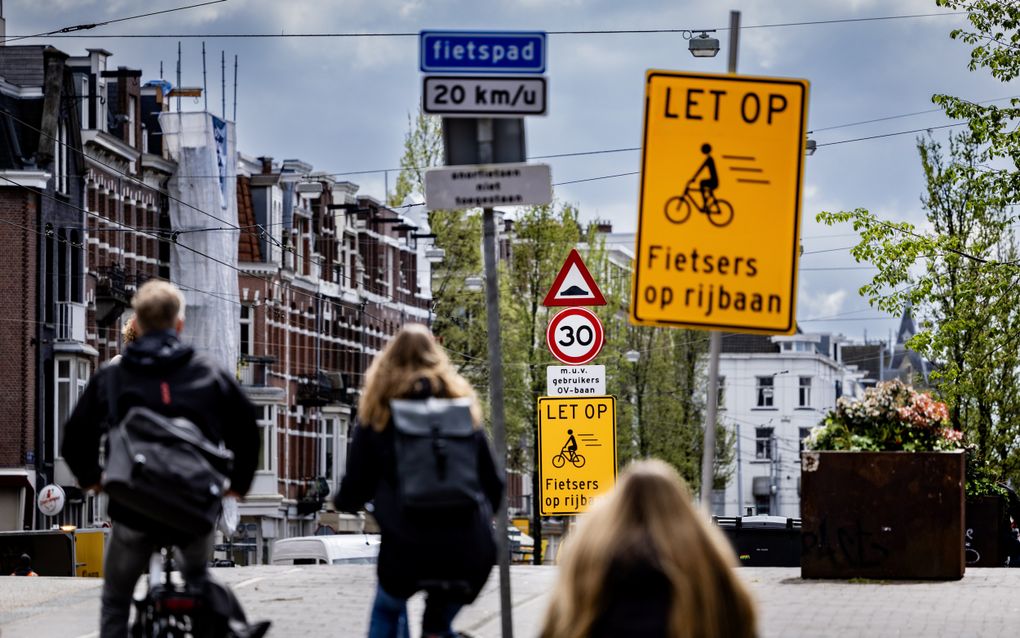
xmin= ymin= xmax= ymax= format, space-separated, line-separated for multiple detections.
xmin=542 ymin=248 xmax=607 ymax=307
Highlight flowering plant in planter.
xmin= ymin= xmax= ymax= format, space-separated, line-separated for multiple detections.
xmin=805 ymin=380 xmax=964 ymax=452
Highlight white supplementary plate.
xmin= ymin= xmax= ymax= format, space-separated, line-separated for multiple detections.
xmin=547 ymin=365 xmax=606 ymax=396
xmin=424 ymin=163 xmax=552 ymax=211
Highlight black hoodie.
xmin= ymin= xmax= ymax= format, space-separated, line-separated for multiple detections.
xmin=62 ymin=330 xmax=259 ymax=537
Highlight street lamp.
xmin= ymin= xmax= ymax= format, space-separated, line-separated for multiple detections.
xmin=464 ymin=276 xmax=483 ymax=292
xmin=625 ymin=350 xmax=641 ymax=363
xmin=688 ymin=31 xmax=720 ymax=58
xmin=805 ymin=138 xmax=817 ymax=156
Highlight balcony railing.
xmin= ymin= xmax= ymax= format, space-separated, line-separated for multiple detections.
xmin=237 ymin=355 xmax=276 ymax=387
xmin=55 ymin=301 xmax=87 ymax=343
xmin=95 ymin=265 xmax=130 ymax=326
xmin=296 ymin=371 xmax=347 ymax=406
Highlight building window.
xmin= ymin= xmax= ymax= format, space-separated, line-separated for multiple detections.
xmin=754 ymin=494 xmax=771 ymax=516
xmin=320 ymin=418 xmax=336 ymax=486
xmin=717 ymin=376 xmax=726 ymax=409
xmin=240 ymin=305 xmax=253 ymax=356
xmin=54 ymin=120 xmax=68 ymax=194
xmin=835 ymin=380 xmax=843 ymax=399
xmin=799 ymin=376 xmax=812 ymax=408
xmin=800 ymin=427 xmax=812 ymax=452
xmin=755 ymin=427 xmax=773 ymax=460
xmin=127 ymin=96 xmax=137 ymax=148
xmin=755 ymin=376 xmax=774 ymax=408
xmin=256 ymin=405 xmax=276 ymax=473
xmin=55 ymin=357 xmax=91 ymax=458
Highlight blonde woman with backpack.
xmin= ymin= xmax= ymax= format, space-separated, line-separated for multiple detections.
xmin=540 ymin=460 xmax=758 ymax=638
xmin=336 ymin=323 xmax=503 ymax=638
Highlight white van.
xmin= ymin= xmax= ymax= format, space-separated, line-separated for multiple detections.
xmin=271 ymin=534 xmax=381 ymax=565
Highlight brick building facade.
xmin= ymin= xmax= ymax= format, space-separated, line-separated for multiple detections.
xmin=230 ymin=155 xmax=432 ymax=563
xmin=0 ymin=46 xmax=88 ymax=530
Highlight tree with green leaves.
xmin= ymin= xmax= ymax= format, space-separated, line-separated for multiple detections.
xmin=934 ymin=0 xmax=1020 ymax=206
xmin=814 ymin=1 xmax=1020 ymax=483
xmin=818 ymin=130 xmax=1020 ymax=485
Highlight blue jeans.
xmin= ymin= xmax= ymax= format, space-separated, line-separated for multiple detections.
xmin=368 ymin=584 xmax=462 ymax=638
xmin=368 ymin=585 xmax=409 ymax=638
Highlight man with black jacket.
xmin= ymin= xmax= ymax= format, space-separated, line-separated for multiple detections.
xmin=62 ymin=280 xmax=259 ymax=638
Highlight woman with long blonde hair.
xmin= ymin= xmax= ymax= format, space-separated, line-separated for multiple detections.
xmin=336 ymin=323 xmax=503 ymax=638
xmin=541 ymin=460 xmax=757 ymax=638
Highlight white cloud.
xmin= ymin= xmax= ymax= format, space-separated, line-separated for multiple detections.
xmin=800 ymin=288 xmax=848 ymax=320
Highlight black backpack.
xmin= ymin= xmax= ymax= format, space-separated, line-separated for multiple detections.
xmin=390 ymin=397 xmax=484 ymax=510
xmin=101 ymin=366 xmax=234 ymax=537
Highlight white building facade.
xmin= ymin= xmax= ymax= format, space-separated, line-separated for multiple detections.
xmin=716 ymin=332 xmax=865 ymax=518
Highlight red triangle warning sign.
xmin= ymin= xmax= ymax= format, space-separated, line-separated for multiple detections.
xmin=542 ymin=249 xmax=607 ymax=307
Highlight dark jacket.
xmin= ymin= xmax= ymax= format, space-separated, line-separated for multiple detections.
xmin=61 ymin=330 xmax=260 ymax=536
xmin=590 ymin=550 xmax=672 ymax=638
xmin=335 ymin=383 xmax=503 ymax=601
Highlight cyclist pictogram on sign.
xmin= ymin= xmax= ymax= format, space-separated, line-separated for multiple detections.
xmin=664 ymin=143 xmax=736 ymax=228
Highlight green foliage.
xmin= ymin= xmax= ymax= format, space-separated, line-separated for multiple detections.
xmin=823 ymin=0 xmax=1020 ymax=483
xmin=501 ymin=202 xmax=583 ymax=470
xmin=805 ymin=380 xmax=963 ymax=453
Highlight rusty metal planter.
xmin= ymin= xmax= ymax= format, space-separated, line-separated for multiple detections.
xmin=800 ymin=450 xmax=965 ymax=580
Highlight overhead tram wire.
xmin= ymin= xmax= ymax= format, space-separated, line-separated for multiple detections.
xmin=131 ymin=93 xmax=1015 ymax=181
xmin=1 ymin=0 xmax=228 ymax=45
xmin=5 ymin=10 xmax=965 ymax=40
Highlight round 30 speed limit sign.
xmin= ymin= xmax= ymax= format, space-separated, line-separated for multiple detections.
xmin=546 ymin=307 xmax=605 ymax=365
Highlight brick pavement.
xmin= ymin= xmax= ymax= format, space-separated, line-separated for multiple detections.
xmin=2 ymin=566 xmax=1020 ymax=637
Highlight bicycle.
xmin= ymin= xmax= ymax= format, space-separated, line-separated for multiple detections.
xmin=552 ymin=449 xmax=586 ymax=469
xmin=664 ymin=183 xmax=734 ymax=227
xmin=131 ymin=547 xmax=206 ymax=638
xmin=130 ymin=546 xmax=270 ymax=638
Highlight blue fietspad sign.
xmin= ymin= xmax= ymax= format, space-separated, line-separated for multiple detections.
xmin=420 ymin=31 xmax=546 ymax=74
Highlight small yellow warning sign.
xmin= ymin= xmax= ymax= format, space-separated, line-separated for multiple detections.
xmin=538 ymin=396 xmax=616 ymax=516
xmin=631 ymin=70 xmax=809 ymax=335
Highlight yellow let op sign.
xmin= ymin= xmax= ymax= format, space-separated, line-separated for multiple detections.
xmin=538 ymin=396 xmax=616 ymax=516
xmin=631 ymin=70 xmax=809 ymax=335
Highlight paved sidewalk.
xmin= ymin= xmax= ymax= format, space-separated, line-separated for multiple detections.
xmin=2 ymin=566 xmax=1020 ymax=637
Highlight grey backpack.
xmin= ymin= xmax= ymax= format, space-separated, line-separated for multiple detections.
xmin=390 ymin=397 xmax=484 ymax=510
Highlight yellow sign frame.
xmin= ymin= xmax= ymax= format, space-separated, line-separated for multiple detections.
xmin=631 ymin=70 xmax=809 ymax=335
xmin=537 ymin=396 xmax=617 ymax=516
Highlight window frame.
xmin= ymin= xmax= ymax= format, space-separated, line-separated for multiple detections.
xmin=255 ymin=404 xmax=277 ymax=473
xmin=755 ymin=426 xmax=774 ymax=460
xmin=755 ymin=376 xmax=775 ymax=408
xmin=798 ymin=376 xmax=812 ymax=408
xmin=54 ymin=356 xmax=91 ymax=459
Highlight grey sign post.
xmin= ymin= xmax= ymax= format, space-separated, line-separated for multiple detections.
xmin=422 ymin=30 xmax=549 ymax=636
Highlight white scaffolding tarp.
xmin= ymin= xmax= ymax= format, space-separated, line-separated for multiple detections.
xmin=159 ymin=112 xmax=239 ymax=373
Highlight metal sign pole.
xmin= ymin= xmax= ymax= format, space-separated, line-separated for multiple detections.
xmin=699 ymin=9 xmax=740 ymax=510
xmin=483 ymin=208 xmax=514 ymax=637
xmin=477 ymin=116 xmax=514 ymax=638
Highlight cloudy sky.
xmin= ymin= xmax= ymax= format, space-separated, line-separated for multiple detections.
xmin=5 ymin=0 xmax=1010 ymax=342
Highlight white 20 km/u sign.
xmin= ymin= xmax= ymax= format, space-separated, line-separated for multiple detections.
xmin=423 ymin=76 xmax=547 ymax=117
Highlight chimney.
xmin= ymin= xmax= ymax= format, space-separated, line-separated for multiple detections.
xmin=258 ymin=156 xmax=273 ymax=174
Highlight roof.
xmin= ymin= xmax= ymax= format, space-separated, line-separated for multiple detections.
xmin=236 ymin=176 xmax=262 ymax=262
xmin=842 ymin=344 xmax=884 ymax=381
xmin=896 ymin=304 xmax=917 ymax=344
xmin=0 ymin=46 xmax=69 ymax=89
xmin=721 ymin=333 xmax=780 ymax=354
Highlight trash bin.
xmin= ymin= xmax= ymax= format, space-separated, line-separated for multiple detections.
xmin=715 ymin=515 xmax=801 ymax=567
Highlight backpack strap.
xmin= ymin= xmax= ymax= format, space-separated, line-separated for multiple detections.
xmin=104 ymin=364 xmax=121 ymax=431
